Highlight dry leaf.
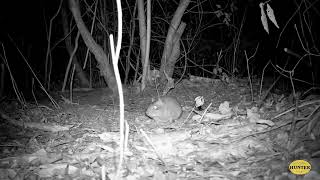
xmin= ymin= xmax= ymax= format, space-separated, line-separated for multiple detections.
xmin=195 ymin=96 xmax=204 ymax=108
xmin=266 ymin=3 xmax=279 ymax=28
xmin=259 ymin=3 xmax=269 ymax=34
xmin=219 ymin=101 xmax=232 ymax=115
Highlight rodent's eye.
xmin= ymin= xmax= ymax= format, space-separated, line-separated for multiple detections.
xmin=153 ymin=105 xmax=159 ymax=110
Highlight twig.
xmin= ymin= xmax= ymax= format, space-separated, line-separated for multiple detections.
xmin=83 ymin=0 xmax=98 ymax=69
xmin=62 ymin=31 xmax=80 ymax=92
xmin=287 ymin=71 xmax=298 ymax=149
xmin=244 ymin=43 xmax=259 ymax=102
xmin=45 ymin=0 xmax=64 ymax=90
xmin=199 ymin=102 xmax=212 ymax=123
xmin=233 ymin=9 xmax=246 ymax=73
xmin=31 ymin=78 xmax=39 ymax=106
xmin=272 ymin=62 xmax=312 ymax=86
xmin=124 ymin=0 xmax=137 ymax=84
xmin=7 ymin=36 xmax=60 ymax=109
xmin=259 ymin=60 xmax=270 ymax=99
xmin=0 ymin=44 xmax=25 ymax=106
xmin=307 ymin=104 xmax=320 ymax=136
xmin=108 ymin=0 xmax=124 ymax=177
xmin=174 ymin=37 xmax=188 ymax=85
xmin=139 ymin=129 xmax=166 ymax=165
xmin=69 ymin=65 xmax=76 ymax=102
xmin=276 ymin=0 xmax=303 ymax=48
xmin=271 ymin=99 xmax=320 ymax=120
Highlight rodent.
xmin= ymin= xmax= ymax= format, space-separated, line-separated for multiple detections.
xmin=145 ymin=96 xmax=182 ymax=123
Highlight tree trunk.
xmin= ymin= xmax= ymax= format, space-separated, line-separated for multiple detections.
xmin=124 ymin=1 xmax=137 ymax=84
xmin=160 ymin=0 xmax=190 ymax=82
xmin=68 ymin=0 xmax=117 ymax=94
xmin=61 ymin=6 xmax=90 ymax=88
xmin=137 ymin=0 xmax=147 ymax=68
xmin=141 ymin=0 xmax=151 ymax=91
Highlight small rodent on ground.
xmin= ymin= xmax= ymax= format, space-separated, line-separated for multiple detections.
xmin=145 ymin=96 xmax=182 ymax=122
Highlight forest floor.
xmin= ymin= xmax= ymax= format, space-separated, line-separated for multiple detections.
xmin=0 ymin=77 xmax=319 ymax=180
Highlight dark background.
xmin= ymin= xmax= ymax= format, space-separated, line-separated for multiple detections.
xmin=0 ymin=0 xmax=319 ymax=99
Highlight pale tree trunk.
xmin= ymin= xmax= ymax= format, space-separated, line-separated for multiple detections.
xmin=141 ymin=0 xmax=151 ymax=91
xmin=160 ymin=0 xmax=190 ymax=82
xmin=68 ymin=0 xmax=117 ymax=94
xmin=61 ymin=6 xmax=90 ymax=88
xmin=137 ymin=0 xmax=146 ymax=68
xmin=137 ymin=0 xmax=149 ymax=91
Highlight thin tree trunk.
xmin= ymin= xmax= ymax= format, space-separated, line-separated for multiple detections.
xmin=61 ymin=6 xmax=90 ymax=88
xmin=141 ymin=0 xmax=151 ymax=91
xmin=160 ymin=0 xmax=190 ymax=81
xmin=137 ymin=0 xmax=148 ymax=89
xmin=124 ymin=1 xmax=137 ymax=84
xmin=68 ymin=0 xmax=117 ymax=94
